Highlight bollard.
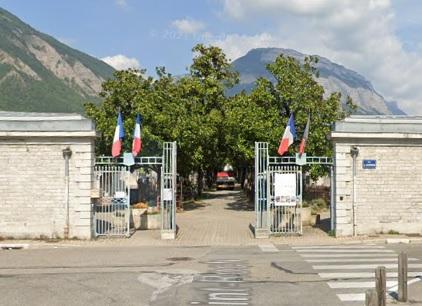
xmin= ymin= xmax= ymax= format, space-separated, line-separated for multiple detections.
xmin=398 ymin=252 xmax=408 ymax=302
xmin=375 ymin=266 xmax=386 ymax=306
xmin=365 ymin=288 xmax=377 ymax=306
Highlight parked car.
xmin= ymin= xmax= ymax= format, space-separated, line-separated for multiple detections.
xmin=216 ymin=171 xmax=236 ymax=190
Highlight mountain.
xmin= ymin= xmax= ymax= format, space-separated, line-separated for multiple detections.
xmin=230 ymin=48 xmax=405 ymax=115
xmin=0 ymin=7 xmax=115 ymax=113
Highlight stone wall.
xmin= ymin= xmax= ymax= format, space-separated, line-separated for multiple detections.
xmin=334 ymin=140 xmax=422 ymax=236
xmin=0 ymin=138 xmax=94 ymax=239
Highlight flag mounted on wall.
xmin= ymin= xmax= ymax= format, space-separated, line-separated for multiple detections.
xmin=299 ymin=114 xmax=310 ymax=155
xmin=132 ymin=114 xmax=143 ymax=156
xmin=112 ymin=112 xmax=125 ymax=158
xmin=278 ymin=114 xmax=296 ymax=156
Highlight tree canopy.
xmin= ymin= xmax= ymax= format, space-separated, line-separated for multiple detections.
xmin=85 ymin=44 xmax=351 ymax=193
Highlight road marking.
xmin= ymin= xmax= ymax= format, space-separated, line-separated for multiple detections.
xmin=313 ymin=263 xmax=422 ymax=270
xmin=293 ymin=244 xmax=422 ymax=304
xmin=327 ymin=280 xmax=398 ymax=289
xmin=297 ymin=249 xmax=394 ymax=253
xmin=292 ymin=245 xmax=382 ymax=249
xmin=258 ymin=244 xmax=278 ymax=253
xmin=337 ymin=293 xmax=365 ymax=302
xmin=306 ymin=257 xmax=419 ymax=263
xmin=319 ymin=271 xmax=422 ymax=279
xmin=301 ymin=253 xmax=398 ymax=258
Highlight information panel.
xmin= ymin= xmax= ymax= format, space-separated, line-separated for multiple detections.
xmin=362 ymin=159 xmax=376 ymax=169
xmin=274 ymin=173 xmax=297 ymax=207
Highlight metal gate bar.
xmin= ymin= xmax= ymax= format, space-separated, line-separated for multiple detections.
xmin=161 ymin=141 xmax=177 ymax=239
xmin=255 ymin=142 xmax=268 ymax=231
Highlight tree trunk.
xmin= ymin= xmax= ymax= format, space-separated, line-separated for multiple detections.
xmin=197 ymin=167 xmax=204 ymax=198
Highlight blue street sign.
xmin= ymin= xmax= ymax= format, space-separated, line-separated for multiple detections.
xmin=363 ymin=159 xmax=376 ymax=169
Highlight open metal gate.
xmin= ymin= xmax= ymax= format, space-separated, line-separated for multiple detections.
xmin=92 ymin=141 xmax=177 ymax=239
xmin=254 ymin=142 xmax=333 ymax=238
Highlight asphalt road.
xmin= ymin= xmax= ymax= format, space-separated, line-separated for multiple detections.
xmin=2 ymin=242 xmax=422 ymax=306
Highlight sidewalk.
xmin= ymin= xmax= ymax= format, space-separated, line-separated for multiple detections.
xmin=387 ymin=279 xmax=422 ymax=305
xmin=2 ymin=189 xmax=422 ymax=248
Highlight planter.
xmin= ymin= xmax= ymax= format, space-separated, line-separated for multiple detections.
xmin=131 ymin=208 xmax=161 ymax=230
xmin=131 ymin=208 xmax=147 ymax=229
xmin=302 ymin=207 xmax=314 ymax=226
xmin=140 ymin=213 xmax=161 ymax=230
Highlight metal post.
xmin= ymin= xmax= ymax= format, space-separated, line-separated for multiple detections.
xmin=126 ymin=166 xmax=130 ymax=237
xmin=365 ymin=289 xmax=377 ymax=306
xmin=375 ymin=266 xmax=386 ymax=306
xmin=330 ymin=165 xmax=335 ymax=232
xmin=62 ymin=147 xmax=72 ymax=239
xmin=350 ymin=146 xmax=359 ymax=236
xmin=398 ymin=252 xmax=408 ymax=302
xmin=254 ymin=142 xmax=269 ymax=238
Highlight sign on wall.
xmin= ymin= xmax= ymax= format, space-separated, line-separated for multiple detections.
xmin=274 ymin=173 xmax=297 ymax=206
xmin=362 ymin=159 xmax=377 ymax=169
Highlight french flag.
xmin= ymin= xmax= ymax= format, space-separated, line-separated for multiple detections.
xmin=132 ymin=114 xmax=143 ymax=156
xmin=278 ymin=114 xmax=296 ymax=156
xmin=299 ymin=114 xmax=310 ymax=155
xmin=111 ymin=112 xmax=125 ymax=158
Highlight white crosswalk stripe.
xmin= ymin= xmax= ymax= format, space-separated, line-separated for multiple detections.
xmin=293 ymin=244 xmax=422 ymax=304
xmin=258 ymin=243 xmax=279 ymax=253
xmin=307 ymin=258 xmax=419 ymax=263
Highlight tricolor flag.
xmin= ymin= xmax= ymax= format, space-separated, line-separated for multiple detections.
xmin=111 ymin=112 xmax=125 ymax=158
xmin=299 ymin=114 xmax=310 ymax=155
xmin=132 ymin=114 xmax=143 ymax=156
xmin=278 ymin=114 xmax=296 ymax=156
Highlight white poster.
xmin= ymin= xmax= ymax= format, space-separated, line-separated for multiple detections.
xmin=274 ymin=173 xmax=297 ymax=207
xmin=163 ymin=188 xmax=173 ymax=201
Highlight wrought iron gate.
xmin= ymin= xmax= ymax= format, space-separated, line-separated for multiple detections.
xmin=92 ymin=142 xmax=177 ymax=239
xmin=254 ymin=142 xmax=333 ymax=238
xmin=93 ymin=164 xmax=130 ymax=237
xmin=267 ymin=165 xmax=303 ymax=234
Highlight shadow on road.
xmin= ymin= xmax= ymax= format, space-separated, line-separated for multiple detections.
xmin=312 ymin=216 xmax=331 ymax=234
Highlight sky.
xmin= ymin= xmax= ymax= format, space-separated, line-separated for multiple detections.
xmin=1 ymin=0 xmax=422 ymax=114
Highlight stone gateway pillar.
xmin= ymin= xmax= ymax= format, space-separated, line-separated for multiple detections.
xmin=0 ymin=112 xmax=96 ymax=239
xmin=331 ymin=116 xmax=422 ymax=237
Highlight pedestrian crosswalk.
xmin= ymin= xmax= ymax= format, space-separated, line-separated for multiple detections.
xmin=292 ymin=244 xmax=422 ymax=304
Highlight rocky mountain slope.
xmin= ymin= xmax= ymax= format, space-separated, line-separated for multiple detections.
xmin=0 ymin=7 xmax=114 ymax=113
xmin=230 ymin=48 xmax=405 ymax=115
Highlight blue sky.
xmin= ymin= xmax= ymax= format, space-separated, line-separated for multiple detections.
xmin=1 ymin=0 xmax=422 ymax=114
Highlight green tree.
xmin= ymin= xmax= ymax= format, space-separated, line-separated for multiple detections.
xmin=224 ymin=55 xmax=349 ymax=178
xmin=178 ymin=44 xmax=239 ymax=194
xmin=85 ymin=44 xmax=239 ymax=196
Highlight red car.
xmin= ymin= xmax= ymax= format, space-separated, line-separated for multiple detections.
xmin=216 ymin=171 xmax=236 ymax=190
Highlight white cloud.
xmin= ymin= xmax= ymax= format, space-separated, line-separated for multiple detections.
xmin=215 ymin=0 xmax=422 ymax=114
xmin=212 ymin=33 xmax=277 ymax=61
xmin=101 ymin=54 xmax=140 ymax=70
xmin=172 ymin=18 xmax=205 ymax=34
